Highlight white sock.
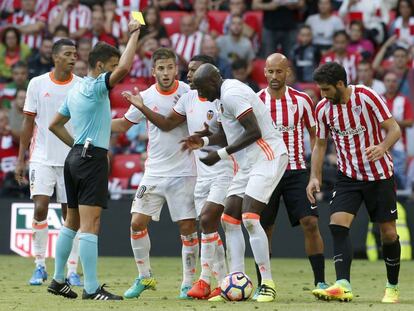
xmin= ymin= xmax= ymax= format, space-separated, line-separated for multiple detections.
xmin=212 ymin=235 xmax=227 ymax=285
xmin=242 ymin=213 xmax=272 ymax=281
xmin=131 ymin=228 xmax=151 ymax=278
xmin=67 ymin=231 xmax=80 ymax=275
xmin=181 ymin=232 xmax=199 ymax=288
xmin=32 ymin=219 xmax=48 ymax=268
xmin=200 ymin=232 xmax=218 ymax=284
xmin=221 ymin=214 xmax=245 ymax=273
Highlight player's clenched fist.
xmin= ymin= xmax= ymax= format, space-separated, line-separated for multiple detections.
xmin=306 ymin=177 xmax=320 ymax=205
xmin=128 ymin=19 xmax=141 ymax=34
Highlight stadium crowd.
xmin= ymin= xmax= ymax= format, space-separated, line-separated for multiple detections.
xmin=0 ymin=0 xmax=414 ymax=198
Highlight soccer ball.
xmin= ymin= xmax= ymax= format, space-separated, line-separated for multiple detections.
xmin=220 ymin=272 xmax=253 ymax=301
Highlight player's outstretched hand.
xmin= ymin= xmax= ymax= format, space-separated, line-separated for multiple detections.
xmin=200 ymin=151 xmax=220 ymax=166
xmin=194 ymin=122 xmax=212 ymax=137
xmin=180 ymin=135 xmax=203 ymax=152
xmin=365 ymin=145 xmax=385 ymax=162
xmin=306 ymin=177 xmax=320 ymax=205
xmin=15 ymin=161 xmax=27 ymax=186
xmin=128 ymin=19 xmax=141 ymax=34
xmin=122 ymin=87 xmax=144 ymax=109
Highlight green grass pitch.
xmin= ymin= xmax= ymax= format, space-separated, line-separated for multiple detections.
xmin=0 ymin=255 xmax=413 ymax=311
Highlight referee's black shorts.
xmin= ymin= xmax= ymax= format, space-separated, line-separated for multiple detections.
xmin=329 ymin=172 xmax=397 ymax=222
xmin=261 ymin=169 xmax=318 ymax=228
xmin=64 ymin=144 xmax=108 ymax=209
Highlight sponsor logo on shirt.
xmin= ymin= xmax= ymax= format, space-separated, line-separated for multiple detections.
xmin=330 ymin=125 xmax=366 ymax=137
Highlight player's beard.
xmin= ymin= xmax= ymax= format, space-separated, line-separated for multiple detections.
xmin=157 ymin=76 xmax=175 ymax=90
xmin=332 ymin=87 xmax=342 ymax=104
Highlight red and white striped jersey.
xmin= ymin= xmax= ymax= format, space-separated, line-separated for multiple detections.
xmin=320 ymin=52 xmax=361 ymax=84
xmin=316 ymin=85 xmax=394 ymax=181
xmin=48 ymin=4 xmax=92 ymax=35
xmin=116 ymin=0 xmax=148 ymax=18
xmin=36 ymin=0 xmax=57 ymax=16
xmin=111 ymin=14 xmax=128 ymax=39
xmin=258 ymin=86 xmax=315 ymax=170
xmin=7 ymin=11 xmax=46 ymax=49
xmin=130 ymin=55 xmax=151 ymax=78
xmin=170 ymin=31 xmax=203 ymax=63
xmin=393 ymin=16 xmax=414 ymax=47
xmin=384 ymin=94 xmax=414 ymax=151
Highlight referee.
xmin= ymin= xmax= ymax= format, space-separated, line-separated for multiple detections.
xmin=47 ymin=19 xmax=141 ymax=300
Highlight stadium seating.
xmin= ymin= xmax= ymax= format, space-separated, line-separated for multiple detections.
xmin=251 ymin=58 xmax=266 ymax=86
xmin=110 ymin=154 xmax=142 ymax=180
xmin=109 ymin=80 xmax=150 ymax=109
xmin=160 ymin=11 xmax=190 ymax=36
xmin=207 ymin=10 xmax=229 ymax=31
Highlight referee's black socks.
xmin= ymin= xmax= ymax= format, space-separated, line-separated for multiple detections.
xmin=329 ymin=224 xmax=352 ymax=282
xmin=382 ymin=237 xmax=401 ymax=285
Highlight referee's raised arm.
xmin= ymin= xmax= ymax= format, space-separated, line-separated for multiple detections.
xmin=108 ymin=19 xmax=141 ymax=88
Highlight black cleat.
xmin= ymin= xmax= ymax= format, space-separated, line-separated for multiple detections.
xmin=82 ymin=284 xmax=123 ymax=300
xmin=47 ymin=279 xmax=78 ymax=299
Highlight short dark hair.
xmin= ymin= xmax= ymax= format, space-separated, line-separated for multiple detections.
xmin=12 ymin=60 xmax=28 ymax=71
xmin=1 ymin=27 xmax=21 ymax=46
xmin=151 ymin=48 xmax=176 ymax=66
xmin=52 ymin=39 xmax=76 ymax=55
xmin=393 ymin=46 xmax=408 ymax=55
xmin=190 ymin=54 xmax=215 ymax=66
xmin=313 ymin=62 xmax=347 ymax=86
xmin=88 ymin=42 xmax=121 ymax=68
xmin=299 ymin=24 xmax=312 ymax=32
xmin=333 ymin=30 xmax=349 ymax=40
xmin=53 ymin=24 xmax=70 ymax=36
xmin=231 ymin=58 xmax=248 ymax=71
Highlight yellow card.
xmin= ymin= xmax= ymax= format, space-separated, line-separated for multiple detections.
xmin=131 ymin=11 xmax=145 ymax=25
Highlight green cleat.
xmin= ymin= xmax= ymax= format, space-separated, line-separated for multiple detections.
xmin=381 ymin=283 xmax=399 ymax=303
xmin=178 ymin=285 xmax=193 ymax=299
xmin=256 ymin=280 xmax=277 ymax=303
xmin=312 ymin=282 xmax=329 ymax=300
xmin=317 ymin=279 xmax=353 ymax=302
xmin=124 ymin=276 xmax=156 ymax=299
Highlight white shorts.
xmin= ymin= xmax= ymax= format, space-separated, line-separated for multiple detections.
xmin=131 ymin=175 xmax=197 ymax=222
xmin=194 ymin=175 xmax=233 ymax=216
xmin=227 ymin=153 xmax=288 ymax=204
xmin=29 ymin=162 xmax=67 ymax=203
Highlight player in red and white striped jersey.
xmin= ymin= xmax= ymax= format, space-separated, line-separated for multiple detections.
xmin=116 ymin=0 xmax=148 ymax=19
xmin=170 ymin=15 xmax=203 ymax=64
xmin=255 ymin=53 xmax=327 ymax=295
xmin=48 ymin=0 xmax=92 ymax=40
xmin=103 ymin=0 xmax=129 ymax=45
xmin=7 ymin=0 xmax=46 ymax=49
xmin=308 ymin=62 xmax=402 ymax=303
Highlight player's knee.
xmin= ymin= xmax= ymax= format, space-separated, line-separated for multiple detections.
xmin=380 ymin=224 xmax=398 ymax=243
xmin=178 ymin=219 xmax=197 ymax=235
xmin=130 ymin=220 xmax=147 ymax=232
xmin=33 ymin=204 xmax=48 ymax=221
xmin=301 ymin=216 xmax=319 ymax=234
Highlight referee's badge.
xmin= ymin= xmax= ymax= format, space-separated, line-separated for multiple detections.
xmin=207 ymin=110 xmax=214 ymax=120
xmin=353 ymin=106 xmax=362 ymax=116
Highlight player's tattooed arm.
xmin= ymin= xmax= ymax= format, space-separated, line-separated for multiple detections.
xmin=49 ymin=113 xmax=74 ymax=147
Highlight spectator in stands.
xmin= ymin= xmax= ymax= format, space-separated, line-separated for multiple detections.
xmin=338 ymin=0 xmax=389 ymax=45
xmin=170 ymin=15 xmax=203 ymax=65
xmin=383 ymin=71 xmax=414 ymax=189
xmin=27 ymin=36 xmax=54 ymax=79
xmin=0 ymin=109 xmax=18 ymax=167
xmin=357 ymin=60 xmax=386 ymax=95
xmin=126 ymin=122 xmax=148 ymax=154
xmin=6 ymin=0 xmax=47 ymax=50
xmin=305 ymin=0 xmax=345 ymax=52
xmin=1 ymin=62 xmax=29 ymax=109
xmin=223 ymin=0 xmax=261 ymax=53
xmin=8 ymin=88 xmax=26 ymax=138
xmin=86 ymin=9 xmax=117 ymax=47
xmin=291 ymin=24 xmax=321 ymax=82
xmin=193 ymin=0 xmax=220 ymax=36
xmin=216 ymin=15 xmax=255 ymax=70
xmin=48 ymin=0 xmax=92 ymax=40
xmin=73 ymin=59 xmax=88 ymax=77
xmin=347 ymin=20 xmax=375 ymax=58
xmin=115 ymin=0 xmax=149 ymax=19
xmin=77 ymin=38 xmax=92 ymax=63
xmin=130 ymin=37 xmax=159 ymax=78
xmin=103 ymin=0 xmax=129 ymax=46
xmin=139 ymin=6 xmax=168 ymax=41
xmin=0 ymin=27 xmax=31 ymax=82
xmin=52 ymin=24 xmax=70 ymax=41
xmin=231 ymin=58 xmax=259 ymax=92
xmin=201 ymin=35 xmax=233 ymax=78
xmin=252 ymin=0 xmax=305 ymax=57
xmin=389 ymin=0 xmax=414 ymax=49
xmin=152 ymin=0 xmax=191 ymax=11
xmin=320 ymin=30 xmax=360 ymax=83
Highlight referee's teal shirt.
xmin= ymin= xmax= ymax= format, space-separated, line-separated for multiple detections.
xmin=59 ymin=72 xmax=111 ymax=150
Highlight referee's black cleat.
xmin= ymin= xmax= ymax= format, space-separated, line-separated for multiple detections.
xmin=82 ymin=284 xmax=123 ymax=300
xmin=47 ymin=279 xmax=78 ymax=299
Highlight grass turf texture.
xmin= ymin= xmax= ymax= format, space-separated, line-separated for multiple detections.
xmin=0 ymin=255 xmax=413 ymax=311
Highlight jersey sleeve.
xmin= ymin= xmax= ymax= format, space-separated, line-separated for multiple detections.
xmin=223 ymin=88 xmax=253 ymax=120
xmin=94 ymin=72 xmax=111 ymax=96
xmin=124 ymin=105 xmax=145 ymax=124
xmin=302 ymin=94 xmax=316 ymax=129
xmin=58 ymin=97 xmax=71 ymax=117
xmin=172 ymin=94 xmax=187 ymax=117
xmin=315 ymin=101 xmax=329 ymax=139
xmin=362 ymin=87 xmax=392 ymax=123
xmin=23 ymin=79 xmax=37 ymax=116
xmin=404 ymin=97 xmax=414 ymax=120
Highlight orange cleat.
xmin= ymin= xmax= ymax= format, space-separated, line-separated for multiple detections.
xmin=187 ymin=279 xmax=211 ymax=299
xmin=207 ymin=287 xmax=221 ymax=299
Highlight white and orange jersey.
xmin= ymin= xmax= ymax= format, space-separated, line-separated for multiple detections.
xmin=173 ymin=90 xmax=235 ymax=180
xmin=218 ymin=79 xmax=287 ymax=168
xmin=258 ymin=86 xmax=315 ymax=170
xmin=170 ymin=31 xmax=203 ymax=63
xmin=48 ymin=4 xmax=91 ymax=35
xmin=316 ymin=85 xmax=394 ymax=181
xmin=124 ymin=80 xmax=196 ymax=177
xmin=23 ymin=72 xmax=82 ymax=166
xmin=7 ymin=11 xmax=46 ymax=49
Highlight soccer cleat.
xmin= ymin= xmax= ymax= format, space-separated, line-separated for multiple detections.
xmin=47 ymin=279 xmax=78 ymax=299
xmin=256 ymin=280 xmax=277 ymax=302
xmin=67 ymin=272 xmax=83 ymax=287
xmin=208 ymin=293 xmax=226 ymax=302
xmin=251 ymin=286 xmax=260 ymax=301
xmin=207 ymin=287 xmax=221 ymax=300
xmin=178 ymin=285 xmax=193 ymax=299
xmin=82 ymin=284 xmax=123 ymax=300
xmin=124 ymin=276 xmax=156 ymax=299
xmin=29 ymin=265 xmax=48 ymax=285
xmin=187 ymin=279 xmax=211 ymax=299
xmin=381 ymin=284 xmax=399 ymax=303
xmin=311 ymin=282 xmax=330 ymax=300
xmin=317 ymin=280 xmax=353 ymax=302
